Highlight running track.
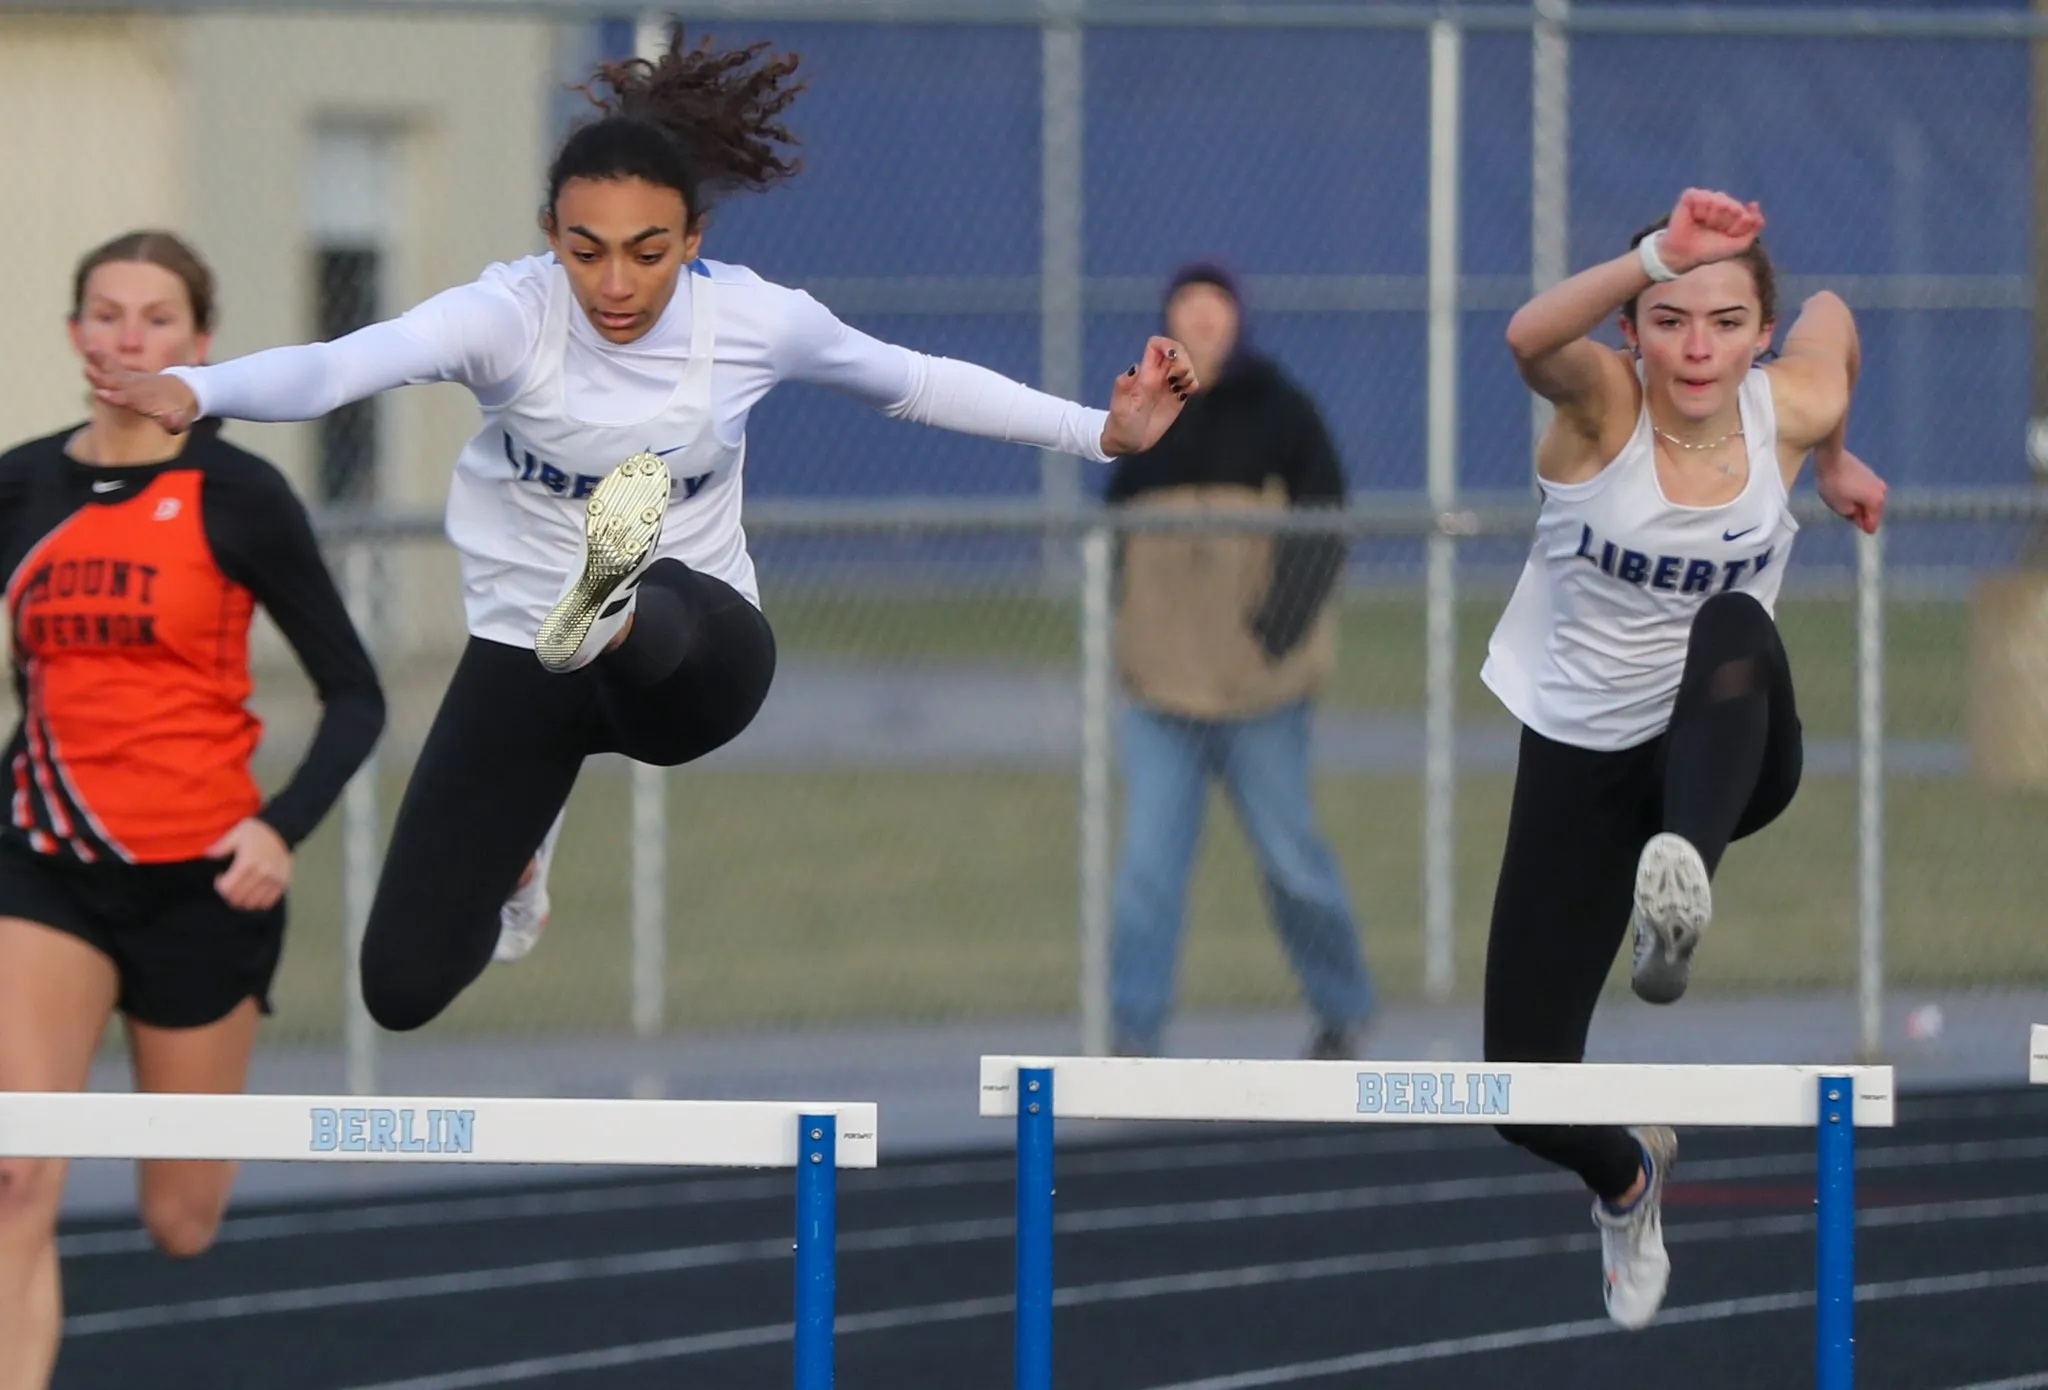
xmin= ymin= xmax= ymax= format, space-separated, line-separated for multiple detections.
xmin=49 ymin=1085 xmax=2048 ymax=1388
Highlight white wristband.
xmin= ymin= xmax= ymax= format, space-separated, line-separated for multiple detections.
xmin=1637 ymin=229 xmax=1682 ymax=283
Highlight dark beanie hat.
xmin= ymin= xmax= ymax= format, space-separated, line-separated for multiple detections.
xmin=1163 ymin=260 xmax=1251 ymax=379
xmin=1165 ymin=260 xmax=1241 ymax=308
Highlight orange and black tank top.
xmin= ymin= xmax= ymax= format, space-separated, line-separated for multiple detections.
xmin=0 ymin=426 xmax=383 ymax=864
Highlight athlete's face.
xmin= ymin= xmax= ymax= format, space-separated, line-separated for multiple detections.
xmin=548 ymin=177 xmax=704 ymax=345
xmin=1620 ymin=261 xmax=1773 ymax=425
xmin=68 ymin=261 xmax=210 ymax=378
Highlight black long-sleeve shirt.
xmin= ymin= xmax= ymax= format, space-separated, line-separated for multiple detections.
xmin=1105 ymin=353 xmax=1348 ymax=658
xmin=0 ymin=424 xmax=384 ymax=861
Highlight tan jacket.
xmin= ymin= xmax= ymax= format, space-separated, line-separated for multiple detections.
xmin=1115 ymin=481 xmax=1336 ymax=719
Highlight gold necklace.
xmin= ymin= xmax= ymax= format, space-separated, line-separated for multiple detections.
xmin=1653 ymin=424 xmax=1742 ymax=476
xmin=1653 ymin=423 xmax=1742 ymax=452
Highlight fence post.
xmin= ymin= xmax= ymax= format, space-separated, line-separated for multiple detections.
xmin=1079 ymin=523 xmax=1115 ymax=1058
xmin=1040 ymin=1 xmax=1085 ymax=584
xmin=1423 ymin=17 xmax=1463 ymax=1003
xmin=340 ymin=538 xmax=380 ymax=1096
xmin=1856 ymin=527 xmax=1886 ymax=1061
xmin=623 ymin=15 xmax=684 ymax=1076
xmin=1529 ymin=0 xmax=1569 ymax=475
xmin=631 ymin=761 xmax=667 ymax=1052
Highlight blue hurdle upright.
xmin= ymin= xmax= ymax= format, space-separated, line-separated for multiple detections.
xmin=981 ymin=1055 xmax=1895 ymax=1390
xmin=0 ymin=1091 xmax=878 ymax=1390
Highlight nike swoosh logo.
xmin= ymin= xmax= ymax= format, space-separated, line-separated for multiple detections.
xmin=91 ymin=480 xmax=125 ymax=494
xmin=1722 ymin=525 xmax=1759 ymax=542
xmin=653 ymin=445 xmax=690 ymax=458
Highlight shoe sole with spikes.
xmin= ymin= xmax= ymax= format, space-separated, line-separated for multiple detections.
xmin=533 ymin=451 xmax=672 ymax=673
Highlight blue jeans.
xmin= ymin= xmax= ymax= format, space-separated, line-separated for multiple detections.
xmin=1111 ymin=700 xmax=1373 ymax=1049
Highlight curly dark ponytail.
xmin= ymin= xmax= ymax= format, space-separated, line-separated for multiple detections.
xmin=543 ymin=26 xmax=804 ymax=233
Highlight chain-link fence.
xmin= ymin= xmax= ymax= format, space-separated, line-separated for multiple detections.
xmin=250 ymin=488 xmax=2048 ymax=1086
xmin=3 ymin=0 xmax=2047 ymax=1088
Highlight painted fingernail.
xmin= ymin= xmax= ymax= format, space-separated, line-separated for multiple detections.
xmin=1126 ymin=364 xmax=1137 ymax=376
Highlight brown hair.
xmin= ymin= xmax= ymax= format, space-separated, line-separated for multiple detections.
xmin=1622 ymin=216 xmax=1777 ymax=327
xmin=69 ymin=230 xmax=217 ymax=333
xmin=545 ymin=25 xmax=805 ymax=233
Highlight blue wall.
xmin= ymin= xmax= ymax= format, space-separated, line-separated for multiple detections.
xmin=601 ymin=8 xmax=2032 ymax=506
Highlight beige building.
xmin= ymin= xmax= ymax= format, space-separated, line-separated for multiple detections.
xmin=1 ymin=8 xmax=565 ymax=676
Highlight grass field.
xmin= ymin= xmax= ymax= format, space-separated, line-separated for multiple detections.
xmin=253 ymin=586 xmax=2048 ymax=1042
xmin=763 ymin=587 xmax=1952 ymax=740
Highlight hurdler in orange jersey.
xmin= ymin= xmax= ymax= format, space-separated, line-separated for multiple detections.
xmin=0 ymin=426 xmax=382 ymax=864
xmin=0 ymin=231 xmax=388 ymax=1390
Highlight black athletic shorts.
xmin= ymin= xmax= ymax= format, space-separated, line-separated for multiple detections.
xmin=0 ymin=834 xmax=284 ymax=1028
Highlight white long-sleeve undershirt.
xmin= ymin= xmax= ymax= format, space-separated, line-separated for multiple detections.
xmin=168 ymin=255 xmax=1112 ymax=464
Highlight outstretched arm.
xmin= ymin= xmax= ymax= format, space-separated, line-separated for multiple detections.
xmin=83 ymin=278 xmax=536 ymax=433
xmin=776 ymin=290 xmax=1193 ymax=459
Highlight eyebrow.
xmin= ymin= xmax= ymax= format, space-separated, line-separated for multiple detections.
xmin=84 ymin=296 xmax=184 ymax=314
xmin=565 ymin=225 xmax=672 ymax=248
xmin=1647 ymin=301 xmax=1751 ymax=318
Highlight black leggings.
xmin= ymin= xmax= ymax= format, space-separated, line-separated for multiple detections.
xmin=1484 ymin=592 xmax=1802 ymax=1199
xmin=360 ymin=560 xmax=776 ymax=1031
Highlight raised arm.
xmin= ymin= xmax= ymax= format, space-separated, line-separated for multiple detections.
xmin=773 ymin=289 xmax=1192 ymax=459
xmin=83 ymin=276 xmax=538 ymax=433
xmin=1504 ymin=255 xmax=1652 ymax=429
xmin=1506 ymin=189 xmax=1766 ymax=459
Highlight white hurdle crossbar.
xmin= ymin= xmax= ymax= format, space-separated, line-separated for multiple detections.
xmin=2031 ymin=1025 xmax=2048 ymax=1085
xmin=0 ymin=1092 xmax=878 ymax=1390
xmin=982 ymin=1056 xmax=1894 ymax=1390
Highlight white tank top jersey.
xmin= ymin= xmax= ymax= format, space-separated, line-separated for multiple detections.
xmin=450 ymin=262 xmax=746 ymax=646
xmin=1481 ymin=365 xmax=1800 ymax=751
xmin=168 ymin=254 xmax=1112 ymax=649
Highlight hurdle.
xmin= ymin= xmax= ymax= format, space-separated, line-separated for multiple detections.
xmin=2032 ymin=1025 xmax=2048 ymax=1084
xmin=0 ymin=1091 xmax=878 ymax=1390
xmin=982 ymin=1056 xmax=1894 ymax=1390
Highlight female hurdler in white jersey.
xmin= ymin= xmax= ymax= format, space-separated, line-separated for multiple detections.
xmin=1482 ymin=188 xmax=1888 ymax=1330
xmin=87 ymin=30 xmax=1195 ymax=1032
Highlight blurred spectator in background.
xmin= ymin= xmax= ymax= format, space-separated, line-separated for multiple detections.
xmin=1104 ymin=262 xmax=1373 ymax=1060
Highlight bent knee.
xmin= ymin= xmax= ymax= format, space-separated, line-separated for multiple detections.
xmin=1493 ymin=1123 xmax=1540 ymax=1154
xmin=142 ymin=1191 xmax=226 ymax=1259
xmin=632 ymin=721 xmax=748 ymax=769
xmin=1690 ymin=590 xmax=1773 ymax=648
xmin=359 ymin=939 xmax=461 ymax=1033
xmin=0 ymin=1159 xmax=65 ymax=1241
xmin=362 ymin=972 xmax=447 ymax=1033
xmin=1262 ymin=849 xmax=1348 ymax=908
